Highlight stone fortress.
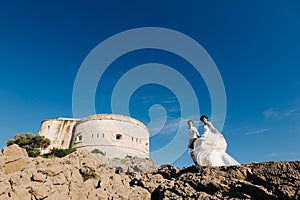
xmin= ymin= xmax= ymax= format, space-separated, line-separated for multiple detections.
xmin=38 ymin=114 xmax=149 ymax=158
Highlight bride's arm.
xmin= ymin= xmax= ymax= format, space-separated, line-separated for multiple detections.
xmin=208 ymin=122 xmax=222 ymax=135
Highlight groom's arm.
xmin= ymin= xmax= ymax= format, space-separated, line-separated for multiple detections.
xmin=193 ymin=126 xmax=201 ymax=137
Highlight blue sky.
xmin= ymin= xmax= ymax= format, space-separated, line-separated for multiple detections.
xmin=0 ymin=1 xmax=300 ymax=168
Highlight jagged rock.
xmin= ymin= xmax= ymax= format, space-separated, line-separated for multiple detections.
xmin=0 ymin=179 xmax=10 ymax=196
xmin=1 ymin=144 xmax=32 ymax=174
xmin=10 ymin=185 xmax=32 ymax=200
xmin=31 ymin=184 xmax=49 ymax=199
xmin=93 ymin=154 xmax=157 ymax=174
xmin=135 ymin=162 xmax=300 ymax=199
xmin=0 ymin=145 xmax=299 ymax=199
xmin=128 ymin=186 xmax=150 ymax=200
xmin=2 ymin=144 xmax=28 ymax=157
xmin=156 ymin=164 xmax=180 ymax=179
xmin=31 ymin=171 xmax=47 ymax=182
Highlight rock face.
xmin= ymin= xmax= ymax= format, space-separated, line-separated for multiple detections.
xmin=1 ymin=144 xmax=33 ymax=175
xmin=148 ymin=163 xmax=300 ymax=199
xmin=0 ymin=145 xmax=299 ymax=200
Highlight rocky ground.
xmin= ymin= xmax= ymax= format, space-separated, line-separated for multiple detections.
xmin=0 ymin=144 xmax=299 ymax=200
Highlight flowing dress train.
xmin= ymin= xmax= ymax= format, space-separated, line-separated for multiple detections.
xmin=194 ymin=123 xmax=239 ymax=166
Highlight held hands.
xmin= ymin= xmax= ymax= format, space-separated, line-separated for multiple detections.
xmin=197 ymin=135 xmax=205 ymax=140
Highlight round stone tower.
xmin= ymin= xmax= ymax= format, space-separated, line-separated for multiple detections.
xmin=70 ymin=114 xmax=149 ymax=158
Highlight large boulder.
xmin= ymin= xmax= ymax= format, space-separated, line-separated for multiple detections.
xmin=2 ymin=144 xmax=32 ymax=174
xmin=2 ymin=144 xmax=28 ymax=157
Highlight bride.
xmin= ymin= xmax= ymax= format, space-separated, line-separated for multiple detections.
xmin=194 ymin=115 xmax=240 ymax=166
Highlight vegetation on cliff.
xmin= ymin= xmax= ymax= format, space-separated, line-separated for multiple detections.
xmin=42 ymin=148 xmax=77 ymax=158
xmin=6 ymin=133 xmax=76 ymax=158
xmin=6 ymin=132 xmax=50 ymax=157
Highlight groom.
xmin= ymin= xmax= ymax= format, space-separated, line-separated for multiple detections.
xmin=187 ymin=120 xmax=201 ymax=166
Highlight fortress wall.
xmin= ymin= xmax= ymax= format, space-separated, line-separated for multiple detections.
xmin=38 ymin=114 xmax=150 ymax=159
xmin=38 ymin=118 xmax=79 ymax=153
xmin=71 ymin=116 xmax=149 ymax=158
xmin=79 ymin=114 xmax=148 ymax=129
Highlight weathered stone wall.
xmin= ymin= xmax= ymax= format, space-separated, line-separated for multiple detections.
xmin=71 ymin=114 xmax=149 ymax=158
xmin=38 ymin=118 xmax=79 ymax=153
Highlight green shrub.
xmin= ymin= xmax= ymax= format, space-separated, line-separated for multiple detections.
xmin=6 ymin=132 xmax=50 ymax=157
xmin=43 ymin=148 xmax=77 ymax=158
xmin=27 ymin=151 xmax=39 ymax=158
xmin=125 ymin=155 xmax=132 ymax=159
xmin=91 ymin=148 xmax=106 ymax=155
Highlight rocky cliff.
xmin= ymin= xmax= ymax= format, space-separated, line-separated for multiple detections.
xmin=0 ymin=144 xmax=299 ymax=200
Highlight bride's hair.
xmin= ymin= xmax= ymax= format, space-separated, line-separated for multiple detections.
xmin=200 ymin=115 xmax=208 ymax=122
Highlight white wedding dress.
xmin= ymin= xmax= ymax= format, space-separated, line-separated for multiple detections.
xmin=194 ymin=122 xmax=239 ymax=166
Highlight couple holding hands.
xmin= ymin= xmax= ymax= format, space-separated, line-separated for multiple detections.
xmin=187 ymin=115 xmax=239 ymax=167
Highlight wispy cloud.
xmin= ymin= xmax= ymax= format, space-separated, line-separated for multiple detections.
xmin=263 ymin=108 xmax=299 ymax=119
xmin=138 ymin=96 xmax=179 ymax=104
xmin=267 ymin=152 xmax=278 ymax=157
xmin=266 ymin=152 xmax=300 ymax=159
xmin=158 ymin=113 xmax=227 ymax=135
xmin=148 ymin=113 xmax=200 ymax=136
xmin=245 ymin=128 xmax=271 ymax=135
xmin=262 ymin=108 xmax=278 ymax=118
xmin=164 ymin=114 xmax=199 ymax=132
xmin=161 ymin=99 xmax=179 ymax=104
xmin=263 ymin=98 xmax=300 ymax=120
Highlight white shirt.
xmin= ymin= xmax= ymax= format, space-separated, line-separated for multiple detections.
xmin=188 ymin=126 xmax=200 ymax=139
